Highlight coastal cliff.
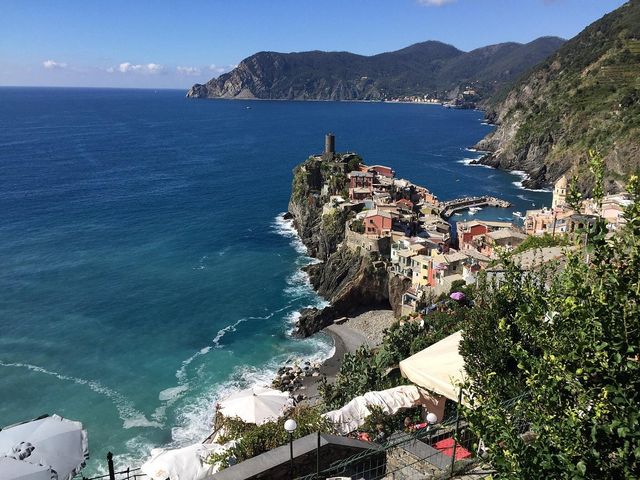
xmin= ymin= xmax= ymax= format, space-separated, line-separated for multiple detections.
xmin=287 ymin=151 xmax=409 ymax=337
xmin=187 ymin=38 xmax=564 ymax=103
xmin=474 ymin=0 xmax=640 ymax=192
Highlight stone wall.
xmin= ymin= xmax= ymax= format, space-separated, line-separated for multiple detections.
xmin=345 ymin=229 xmax=391 ymax=257
xmin=384 ymin=438 xmax=450 ymax=480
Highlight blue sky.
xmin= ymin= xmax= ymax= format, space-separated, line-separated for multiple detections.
xmin=0 ymin=0 xmax=627 ymax=89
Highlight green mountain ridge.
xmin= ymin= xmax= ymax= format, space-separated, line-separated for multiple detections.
xmin=187 ymin=37 xmax=565 ymax=103
xmin=476 ymin=0 xmax=640 ymax=191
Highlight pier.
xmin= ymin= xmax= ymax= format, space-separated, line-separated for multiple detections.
xmin=440 ymin=196 xmax=512 ymax=218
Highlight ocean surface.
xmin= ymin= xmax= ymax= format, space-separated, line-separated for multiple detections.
xmin=0 ymin=88 xmax=550 ymax=474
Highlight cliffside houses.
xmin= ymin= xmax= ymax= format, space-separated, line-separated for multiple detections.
xmin=525 ymin=175 xmax=630 ymax=236
xmin=313 ymin=134 xmax=530 ymax=316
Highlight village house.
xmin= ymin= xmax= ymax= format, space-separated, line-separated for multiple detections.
xmin=392 ymin=242 xmax=432 ymax=277
xmin=583 ymin=193 xmax=631 ymax=231
xmin=366 ymin=164 xmax=395 ymax=178
xmin=456 ymin=220 xmax=515 ymax=251
xmin=430 ymin=251 xmax=467 ymax=287
xmin=348 ymin=171 xmax=374 ymax=201
xmin=480 ymin=228 xmax=528 ymax=256
xmin=411 ymin=255 xmax=433 ymax=288
xmin=396 ymin=198 xmax=415 ymax=213
xmin=362 ymin=209 xmax=393 ymax=237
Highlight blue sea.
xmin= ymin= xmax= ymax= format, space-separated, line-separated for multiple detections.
xmin=0 ymin=88 xmax=550 ymax=474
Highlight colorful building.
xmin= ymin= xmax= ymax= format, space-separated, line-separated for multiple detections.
xmin=362 ymin=210 xmax=393 ymax=237
xmin=348 ymin=171 xmax=374 ymax=201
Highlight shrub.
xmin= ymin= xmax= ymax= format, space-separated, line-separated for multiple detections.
xmin=460 ymin=175 xmax=640 ymax=478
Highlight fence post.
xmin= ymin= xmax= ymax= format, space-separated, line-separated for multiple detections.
xmin=107 ymin=452 xmax=115 ymax=480
xmin=450 ymin=390 xmax=463 ymax=477
xmin=316 ymin=431 xmax=321 ymax=479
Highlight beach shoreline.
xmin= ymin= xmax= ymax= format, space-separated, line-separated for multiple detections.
xmin=291 ymin=309 xmax=396 ymax=403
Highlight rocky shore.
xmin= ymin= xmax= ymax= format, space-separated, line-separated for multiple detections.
xmin=271 ymin=315 xmax=384 ymax=403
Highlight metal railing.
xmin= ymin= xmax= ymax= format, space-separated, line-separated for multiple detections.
xmin=81 ymin=453 xmax=146 ymax=480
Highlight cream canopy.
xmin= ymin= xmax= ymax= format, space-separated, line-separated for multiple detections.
xmin=399 ymin=330 xmax=470 ymax=407
xmin=219 ymin=386 xmax=292 ymax=425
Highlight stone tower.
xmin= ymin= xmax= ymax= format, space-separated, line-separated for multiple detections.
xmin=324 ymin=133 xmax=335 ymax=158
xmin=552 ymin=175 xmax=568 ymax=209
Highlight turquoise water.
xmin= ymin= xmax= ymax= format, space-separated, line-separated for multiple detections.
xmin=0 ymin=88 xmax=550 ymax=473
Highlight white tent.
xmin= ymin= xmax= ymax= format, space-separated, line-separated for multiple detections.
xmin=322 ymin=385 xmax=438 ymax=435
xmin=141 ymin=442 xmax=230 ymax=480
xmin=0 ymin=414 xmax=88 ymax=480
xmin=399 ymin=330 xmax=469 ymax=406
xmin=219 ymin=386 xmax=292 ymax=425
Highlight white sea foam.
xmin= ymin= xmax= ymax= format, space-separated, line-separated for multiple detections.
xmin=211 ymin=318 xmax=248 ymax=348
xmin=159 ymin=385 xmax=189 ymax=402
xmin=273 ymin=213 xmax=307 ymax=255
xmin=457 ymin=156 xmax=493 ymax=170
xmin=510 ymin=170 xmax=552 ymax=192
xmin=169 ymin=336 xmax=333 ymax=448
xmin=0 ymin=361 xmax=159 ymax=430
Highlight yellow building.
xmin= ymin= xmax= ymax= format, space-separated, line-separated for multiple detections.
xmin=552 ymin=175 xmax=568 ymax=209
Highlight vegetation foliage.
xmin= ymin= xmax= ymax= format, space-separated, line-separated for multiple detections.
xmin=320 ymin=295 xmax=474 ymax=411
xmin=494 ymin=1 xmax=640 ymax=191
xmin=208 ymin=405 xmax=332 ymax=469
xmin=459 ymin=175 xmax=640 ymax=478
xmin=511 ymin=233 xmax=570 ymax=255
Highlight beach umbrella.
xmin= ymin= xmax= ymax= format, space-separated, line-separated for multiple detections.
xmin=0 ymin=457 xmax=53 ymax=480
xmin=219 ymin=387 xmax=291 ymax=425
xmin=0 ymin=414 xmax=88 ymax=480
xmin=450 ymin=292 xmax=465 ymax=301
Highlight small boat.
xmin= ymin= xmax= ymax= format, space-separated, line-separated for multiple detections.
xmin=513 ymin=211 xmax=524 ymax=218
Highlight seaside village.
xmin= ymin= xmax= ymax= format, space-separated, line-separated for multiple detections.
xmin=8 ymin=138 xmax=633 ymax=480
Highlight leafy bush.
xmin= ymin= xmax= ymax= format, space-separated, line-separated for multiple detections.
xmin=209 ymin=405 xmax=332 ymax=469
xmin=320 ymin=306 xmax=472 ymax=410
xmin=460 ymin=176 xmax=640 ymax=478
xmin=512 ymin=232 xmax=570 ymax=254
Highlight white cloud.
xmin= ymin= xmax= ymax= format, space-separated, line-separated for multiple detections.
xmin=177 ymin=66 xmax=201 ymax=76
xmin=43 ymin=59 xmax=68 ymax=69
xmin=116 ymin=62 xmax=164 ymax=74
xmin=209 ymin=64 xmax=227 ymax=74
xmin=417 ymin=0 xmax=456 ymax=6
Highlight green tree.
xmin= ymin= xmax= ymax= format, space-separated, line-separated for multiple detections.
xmin=588 ymin=148 xmax=605 ymax=209
xmin=566 ymin=175 xmax=583 ymax=212
xmin=460 ymin=176 xmax=640 ymax=478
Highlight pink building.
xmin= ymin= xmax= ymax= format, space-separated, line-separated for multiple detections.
xmin=363 ymin=210 xmax=393 ymax=237
xmin=367 ymin=165 xmax=395 ymax=178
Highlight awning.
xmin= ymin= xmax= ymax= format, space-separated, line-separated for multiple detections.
xmin=399 ymin=331 xmax=470 ymax=406
xmin=141 ymin=442 xmax=230 ymax=480
xmin=322 ymin=385 xmax=442 ymax=435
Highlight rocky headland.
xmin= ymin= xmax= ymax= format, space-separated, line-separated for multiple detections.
xmin=286 ymin=152 xmax=411 ymax=337
xmin=186 ymin=38 xmax=564 ymax=104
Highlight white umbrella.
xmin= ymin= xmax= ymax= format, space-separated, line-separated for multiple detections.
xmin=141 ymin=442 xmax=231 ymax=480
xmin=0 ymin=414 xmax=88 ymax=480
xmin=0 ymin=457 xmax=53 ymax=480
xmin=219 ymin=387 xmax=291 ymax=425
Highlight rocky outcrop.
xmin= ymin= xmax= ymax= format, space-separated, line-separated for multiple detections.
xmin=388 ymin=274 xmax=413 ymax=317
xmin=187 ymin=38 xmax=564 ymax=102
xmin=287 ymin=153 xmax=399 ymax=337
xmin=287 ymin=159 xmax=354 ymax=260
xmin=474 ymin=1 xmax=640 ymax=193
xmin=295 ymin=250 xmax=390 ymax=337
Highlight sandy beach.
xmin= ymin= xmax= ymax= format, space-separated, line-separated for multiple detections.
xmin=297 ymin=309 xmax=397 ymax=403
